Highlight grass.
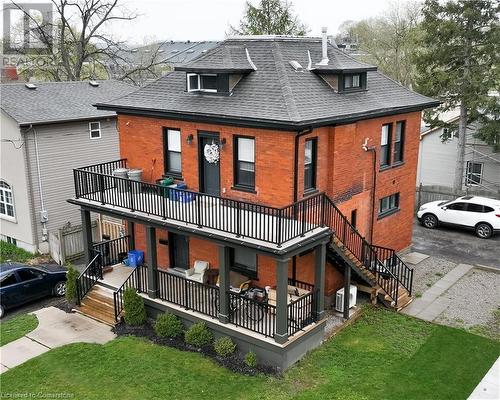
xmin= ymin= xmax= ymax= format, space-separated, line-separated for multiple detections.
xmin=0 ymin=314 xmax=38 ymax=346
xmin=1 ymin=307 xmax=498 ymax=400
xmin=0 ymin=241 xmax=35 ymax=263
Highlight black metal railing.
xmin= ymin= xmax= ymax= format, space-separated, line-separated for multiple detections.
xmin=76 ymin=251 xmax=102 ymax=305
xmin=74 ymin=159 xmax=414 ymax=304
xmin=288 ymin=290 xmax=316 ymax=336
xmin=228 ymin=291 xmax=276 ymax=338
xmin=93 ymin=235 xmax=130 ymax=268
xmin=73 ymin=161 xmax=324 ymax=247
xmin=156 ymin=270 xmax=220 ymax=319
xmin=113 ymin=264 xmax=148 ymax=321
xmin=323 ymin=196 xmax=413 ymax=305
xmin=288 ymin=278 xmax=315 ymax=292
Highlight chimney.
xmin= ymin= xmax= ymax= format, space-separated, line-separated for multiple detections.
xmin=318 ymin=27 xmax=329 ymax=65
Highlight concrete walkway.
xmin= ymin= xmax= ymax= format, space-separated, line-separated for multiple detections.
xmin=403 ymin=263 xmax=474 ymax=320
xmin=0 ymin=307 xmax=115 ymax=373
xmin=468 ymin=357 xmax=500 ymax=399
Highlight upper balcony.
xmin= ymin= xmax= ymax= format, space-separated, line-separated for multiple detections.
xmin=70 ymin=159 xmax=330 ymax=255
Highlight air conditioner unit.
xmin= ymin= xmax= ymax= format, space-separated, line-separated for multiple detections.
xmin=335 ymin=285 xmax=358 ymax=312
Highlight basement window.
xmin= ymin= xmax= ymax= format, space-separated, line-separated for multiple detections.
xmin=187 ymin=73 xmax=217 ymax=93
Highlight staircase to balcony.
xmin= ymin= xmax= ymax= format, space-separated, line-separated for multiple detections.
xmin=72 ymin=160 xmax=415 ymax=313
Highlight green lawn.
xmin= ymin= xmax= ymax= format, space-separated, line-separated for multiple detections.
xmin=1 ymin=307 xmax=498 ymax=400
xmin=0 ymin=314 xmax=39 ymax=346
xmin=0 ymin=240 xmax=35 ymax=263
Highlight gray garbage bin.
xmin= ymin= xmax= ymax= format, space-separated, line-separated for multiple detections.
xmin=113 ymin=167 xmax=129 ymax=193
xmin=127 ymin=169 xmax=143 ymax=181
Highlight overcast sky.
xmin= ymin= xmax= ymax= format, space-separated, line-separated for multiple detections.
xmin=108 ymin=0 xmax=393 ymax=44
xmin=2 ymin=0 xmax=396 ymax=45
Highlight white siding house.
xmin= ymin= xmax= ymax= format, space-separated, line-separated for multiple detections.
xmin=417 ymin=112 xmax=500 ymax=195
xmin=0 ymin=80 xmax=134 ymax=254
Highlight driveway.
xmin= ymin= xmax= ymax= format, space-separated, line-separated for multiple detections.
xmin=412 ymin=219 xmax=500 ymax=269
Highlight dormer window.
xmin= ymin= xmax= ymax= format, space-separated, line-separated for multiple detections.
xmin=343 ymin=73 xmax=365 ymax=91
xmin=345 ymin=74 xmax=360 ymax=89
xmin=187 ymin=73 xmax=217 ymax=93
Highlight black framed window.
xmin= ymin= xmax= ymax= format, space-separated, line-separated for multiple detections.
xmin=380 ymin=123 xmax=392 ymax=168
xmin=164 ymin=128 xmax=182 ymax=177
xmin=466 ymin=161 xmax=483 ymax=186
xmin=304 ymin=138 xmax=317 ymax=191
xmin=394 ymin=121 xmax=405 ymax=163
xmin=379 ymin=193 xmax=399 ymax=217
xmin=344 ymin=74 xmax=361 ymax=89
xmin=234 ymin=136 xmax=255 ymax=189
xmin=230 ymin=247 xmax=257 ymax=279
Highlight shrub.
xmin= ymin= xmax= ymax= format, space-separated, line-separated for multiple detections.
xmin=154 ymin=313 xmax=183 ymax=338
xmin=123 ymin=287 xmax=146 ymax=326
xmin=214 ymin=336 xmax=236 ymax=357
xmin=65 ymin=265 xmax=78 ymax=304
xmin=244 ymin=351 xmax=257 ymax=368
xmin=0 ymin=241 xmax=35 ymax=263
xmin=184 ymin=322 xmax=213 ymax=348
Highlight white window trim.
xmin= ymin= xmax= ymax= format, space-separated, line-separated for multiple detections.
xmin=0 ymin=180 xmax=16 ymax=222
xmin=89 ymin=121 xmax=102 ymax=139
xmin=186 ymin=73 xmax=217 ymax=93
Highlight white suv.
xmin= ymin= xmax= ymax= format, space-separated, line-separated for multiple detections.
xmin=417 ymin=195 xmax=500 ymax=239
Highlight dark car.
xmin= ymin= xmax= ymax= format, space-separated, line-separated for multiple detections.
xmin=0 ymin=263 xmax=68 ymax=318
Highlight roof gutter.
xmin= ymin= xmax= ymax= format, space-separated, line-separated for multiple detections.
xmin=94 ymin=101 xmax=441 ymax=132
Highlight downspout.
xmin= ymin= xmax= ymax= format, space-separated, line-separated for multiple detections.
xmin=29 ymin=125 xmax=49 ymax=242
xmin=292 ymin=126 xmax=313 ymax=282
xmin=362 ymin=138 xmax=377 ymax=243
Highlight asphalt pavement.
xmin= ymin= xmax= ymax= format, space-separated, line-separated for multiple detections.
xmin=412 ymin=219 xmax=500 ymax=269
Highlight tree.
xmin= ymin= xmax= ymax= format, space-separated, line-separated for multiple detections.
xmin=229 ymin=0 xmax=308 ymax=36
xmin=415 ymin=0 xmax=500 ymax=190
xmin=10 ymin=0 xmax=165 ymax=83
xmin=336 ymin=1 xmax=423 ymax=88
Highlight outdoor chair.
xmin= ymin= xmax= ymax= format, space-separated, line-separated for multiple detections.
xmin=185 ymin=260 xmax=209 ymax=283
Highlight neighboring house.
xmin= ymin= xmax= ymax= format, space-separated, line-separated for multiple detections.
xmin=69 ymin=33 xmax=437 ymax=370
xmin=107 ymin=41 xmax=218 ymax=81
xmin=417 ymin=109 xmax=500 ymax=194
xmin=0 ymin=80 xmax=134 ymax=254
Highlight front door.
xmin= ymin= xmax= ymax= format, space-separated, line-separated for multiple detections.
xmin=170 ymin=233 xmax=189 ymax=270
xmin=198 ymin=132 xmax=221 ymax=196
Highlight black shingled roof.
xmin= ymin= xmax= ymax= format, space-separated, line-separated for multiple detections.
xmin=96 ymin=37 xmax=438 ymax=130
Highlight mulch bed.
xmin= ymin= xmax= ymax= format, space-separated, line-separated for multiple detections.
xmin=51 ymin=298 xmax=74 ymax=314
xmin=113 ymin=319 xmax=279 ymax=377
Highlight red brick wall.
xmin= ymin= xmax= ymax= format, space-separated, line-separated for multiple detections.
xmin=118 ymin=115 xmax=295 ymax=207
xmin=119 ymin=110 xmax=421 ymax=292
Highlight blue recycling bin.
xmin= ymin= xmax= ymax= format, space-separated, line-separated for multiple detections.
xmin=127 ymin=250 xmax=144 ymax=267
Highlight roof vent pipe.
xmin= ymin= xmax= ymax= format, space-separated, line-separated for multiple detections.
xmin=318 ymin=27 xmax=329 ymax=66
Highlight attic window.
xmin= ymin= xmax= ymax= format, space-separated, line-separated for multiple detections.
xmin=344 ymin=74 xmax=360 ymax=89
xmin=187 ymin=73 xmax=217 ymax=93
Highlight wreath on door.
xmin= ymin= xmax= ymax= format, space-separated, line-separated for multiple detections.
xmin=204 ymin=142 xmax=220 ymax=164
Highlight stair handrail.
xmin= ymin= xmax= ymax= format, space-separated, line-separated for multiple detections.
xmin=322 ymin=195 xmax=413 ymax=304
xmin=112 ymin=265 xmax=146 ymax=322
xmin=76 ymin=251 xmax=102 ymax=305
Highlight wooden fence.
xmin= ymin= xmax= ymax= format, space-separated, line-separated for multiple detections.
xmin=49 ymin=220 xmax=99 ymax=265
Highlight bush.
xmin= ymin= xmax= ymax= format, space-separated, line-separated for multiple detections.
xmin=244 ymin=351 xmax=257 ymax=368
xmin=214 ymin=336 xmax=236 ymax=357
xmin=0 ymin=241 xmax=35 ymax=263
xmin=184 ymin=322 xmax=213 ymax=348
xmin=154 ymin=313 xmax=183 ymax=338
xmin=65 ymin=265 xmax=78 ymax=304
xmin=123 ymin=287 xmax=146 ymax=326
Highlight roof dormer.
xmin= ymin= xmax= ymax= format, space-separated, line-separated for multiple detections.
xmin=309 ymin=27 xmax=376 ymax=93
xmin=175 ymin=45 xmax=256 ymax=94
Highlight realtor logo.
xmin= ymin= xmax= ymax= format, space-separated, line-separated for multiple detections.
xmin=2 ymin=2 xmax=53 ymax=55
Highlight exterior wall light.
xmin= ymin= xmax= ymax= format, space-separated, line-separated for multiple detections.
xmin=219 ymin=138 xmax=226 ymax=149
xmin=186 ymin=134 xmax=194 ymax=145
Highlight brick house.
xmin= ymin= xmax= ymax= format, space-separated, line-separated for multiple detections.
xmin=69 ymin=33 xmax=438 ymax=370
